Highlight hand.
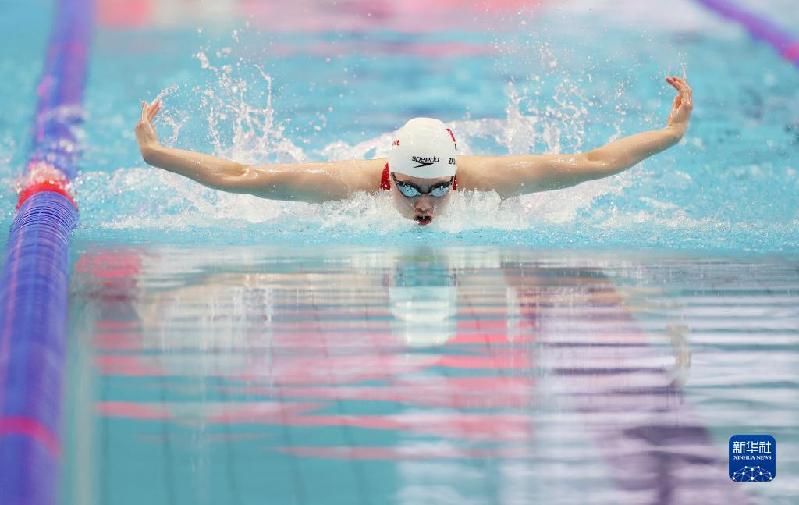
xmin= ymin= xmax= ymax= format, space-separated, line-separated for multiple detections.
xmin=665 ymin=76 xmax=692 ymax=136
xmin=135 ymin=99 xmax=162 ymax=153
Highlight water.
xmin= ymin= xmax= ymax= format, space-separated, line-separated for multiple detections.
xmin=3 ymin=0 xmax=797 ymax=251
xmin=63 ymin=246 xmax=798 ymax=504
xmin=0 ymin=0 xmax=797 ymax=503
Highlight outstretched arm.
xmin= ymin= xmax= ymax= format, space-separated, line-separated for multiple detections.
xmin=458 ymin=76 xmax=693 ymax=198
xmin=134 ymin=101 xmax=381 ymax=202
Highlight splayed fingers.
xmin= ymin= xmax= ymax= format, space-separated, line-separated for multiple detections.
xmin=136 ymin=100 xmax=162 ymax=150
xmin=147 ymin=100 xmax=161 ymax=122
xmin=140 ymin=100 xmax=161 ymax=123
xmin=665 ymin=76 xmax=693 ymax=129
xmin=667 ymin=77 xmax=692 ymax=106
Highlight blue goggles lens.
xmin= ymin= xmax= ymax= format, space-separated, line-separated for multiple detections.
xmin=391 ymin=173 xmax=454 ymax=198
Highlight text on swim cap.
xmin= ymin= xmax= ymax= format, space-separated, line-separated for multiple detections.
xmin=410 ymin=156 xmax=456 ymax=169
xmin=411 ymin=156 xmax=438 ymax=168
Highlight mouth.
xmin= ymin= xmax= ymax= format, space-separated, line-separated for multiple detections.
xmin=415 ymin=215 xmax=432 ymax=226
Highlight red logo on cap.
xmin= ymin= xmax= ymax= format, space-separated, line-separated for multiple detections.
xmin=392 ymin=139 xmax=400 ymax=146
xmin=445 ymin=128 xmax=457 ymax=149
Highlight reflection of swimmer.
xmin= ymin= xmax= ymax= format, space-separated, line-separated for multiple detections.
xmin=389 ymin=252 xmax=458 ymax=347
xmin=498 ymin=263 xmax=749 ymax=503
xmin=135 ymin=77 xmax=693 ymax=226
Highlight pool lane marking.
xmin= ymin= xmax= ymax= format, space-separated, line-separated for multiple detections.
xmin=0 ymin=0 xmax=91 ymax=495
xmin=693 ymin=0 xmax=799 ymax=67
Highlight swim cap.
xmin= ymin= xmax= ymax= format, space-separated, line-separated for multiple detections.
xmin=387 ymin=117 xmax=457 ymax=179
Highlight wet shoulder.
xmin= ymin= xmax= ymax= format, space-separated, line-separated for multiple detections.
xmin=455 ymin=155 xmax=504 ymax=191
xmin=341 ymin=158 xmax=386 ymax=194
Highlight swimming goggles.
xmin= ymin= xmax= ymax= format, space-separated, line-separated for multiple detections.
xmin=391 ymin=173 xmax=454 ymax=198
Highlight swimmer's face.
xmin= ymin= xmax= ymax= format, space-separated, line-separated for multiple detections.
xmin=390 ymin=172 xmax=454 ymax=226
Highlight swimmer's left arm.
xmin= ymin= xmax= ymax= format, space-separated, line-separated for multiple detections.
xmin=459 ymin=76 xmax=692 ymax=198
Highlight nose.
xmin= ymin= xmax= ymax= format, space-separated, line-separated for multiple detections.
xmin=413 ymin=196 xmax=434 ymax=214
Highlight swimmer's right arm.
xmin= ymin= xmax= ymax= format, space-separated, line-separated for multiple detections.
xmin=135 ymin=100 xmax=380 ymax=202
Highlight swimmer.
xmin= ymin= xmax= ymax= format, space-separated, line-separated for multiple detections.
xmin=135 ymin=76 xmax=692 ymax=226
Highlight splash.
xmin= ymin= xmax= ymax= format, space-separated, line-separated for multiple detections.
xmin=71 ymin=33 xmax=709 ymax=244
xmin=150 ymin=84 xmax=187 ymax=146
xmin=76 ymin=114 xmax=638 ymax=237
xmin=0 ymin=135 xmax=15 ymax=177
xmin=193 ymin=47 xmax=305 ymax=164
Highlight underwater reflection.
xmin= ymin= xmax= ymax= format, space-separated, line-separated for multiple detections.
xmin=72 ymin=247 xmax=755 ymax=504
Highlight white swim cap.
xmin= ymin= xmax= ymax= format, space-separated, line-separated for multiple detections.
xmin=387 ymin=117 xmax=457 ymax=179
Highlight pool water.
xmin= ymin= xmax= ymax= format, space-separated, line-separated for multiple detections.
xmin=63 ymin=246 xmax=798 ymax=504
xmin=2 ymin=0 xmax=797 ymax=251
xmin=0 ymin=0 xmax=797 ymax=503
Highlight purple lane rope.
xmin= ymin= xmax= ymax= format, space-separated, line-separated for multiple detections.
xmin=694 ymin=0 xmax=799 ymax=67
xmin=0 ymin=0 xmax=93 ymax=504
